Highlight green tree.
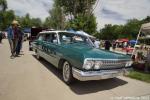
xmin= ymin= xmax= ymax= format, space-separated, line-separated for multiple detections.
xmin=114 ymin=25 xmax=124 ymax=38
xmin=57 ymin=0 xmax=96 ymax=17
xmin=99 ymin=24 xmax=119 ymax=40
xmin=0 ymin=10 xmax=15 ymax=30
xmin=0 ymin=0 xmax=7 ymax=11
xmin=142 ymin=16 xmax=150 ymax=23
xmin=18 ymin=13 xmax=32 ymax=28
xmin=122 ymin=19 xmax=141 ymax=39
xmin=43 ymin=17 xmax=51 ymax=28
xmin=66 ymin=14 xmax=97 ymax=34
xmin=98 ymin=18 xmax=144 ymax=40
xmin=31 ymin=18 xmax=42 ymax=27
xmin=16 ymin=14 xmax=43 ymax=28
xmin=0 ymin=0 xmax=8 ymax=30
xmin=56 ymin=0 xmax=97 ymax=34
xmin=44 ymin=0 xmax=65 ymax=29
xmin=22 ymin=13 xmax=32 ymax=28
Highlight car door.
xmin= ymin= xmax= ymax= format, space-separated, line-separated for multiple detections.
xmin=44 ymin=33 xmax=60 ymax=67
xmin=35 ymin=34 xmax=47 ymax=58
xmin=36 ymin=35 xmax=44 ymax=50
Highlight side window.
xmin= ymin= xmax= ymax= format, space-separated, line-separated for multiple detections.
xmin=44 ymin=33 xmax=58 ymax=44
xmin=38 ymin=34 xmax=45 ymax=41
xmin=61 ymin=34 xmax=72 ymax=43
xmin=51 ymin=33 xmax=58 ymax=44
xmin=44 ymin=34 xmax=51 ymax=42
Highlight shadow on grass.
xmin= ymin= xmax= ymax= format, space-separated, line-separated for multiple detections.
xmin=32 ymin=54 xmax=128 ymax=95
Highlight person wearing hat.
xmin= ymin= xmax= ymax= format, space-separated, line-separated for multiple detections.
xmin=7 ymin=20 xmax=20 ymax=58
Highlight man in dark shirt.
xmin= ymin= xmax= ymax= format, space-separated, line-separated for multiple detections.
xmin=105 ymin=40 xmax=111 ymax=51
xmin=16 ymin=26 xmax=24 ymax=55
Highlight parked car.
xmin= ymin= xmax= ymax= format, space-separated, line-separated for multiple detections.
xmin=31 ymin=31 xmax=132 ymax=84
xmin=24 ymin=33 xmax=28 ymax=41
xmin=29 ymin=27 xmax=43 ymax=51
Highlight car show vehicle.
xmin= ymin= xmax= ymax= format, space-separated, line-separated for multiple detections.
xmin=31 ymin=30 xmax=132 ymax=84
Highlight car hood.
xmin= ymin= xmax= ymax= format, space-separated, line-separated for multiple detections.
xmin=63 ymin=43 xmax=131 ymax=60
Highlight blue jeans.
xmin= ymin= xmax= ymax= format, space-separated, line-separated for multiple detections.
xmin=16 ymin=39 xmax=22 ymax=55
xmin=8 ymin=39 xmax=18 ymax=56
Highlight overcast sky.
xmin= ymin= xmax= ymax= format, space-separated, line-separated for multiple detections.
xmin=7 ymin=0 xmax=150 ymax=29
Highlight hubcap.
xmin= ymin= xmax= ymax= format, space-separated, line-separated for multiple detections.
xmin=36 ymin=51 xmax=40 ymax=59
xmin=63 ymin=62 xmax=70 ymax=82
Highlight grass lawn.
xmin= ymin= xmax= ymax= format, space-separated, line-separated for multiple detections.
xmin=127 ymin=70 xmax=150 ymax=83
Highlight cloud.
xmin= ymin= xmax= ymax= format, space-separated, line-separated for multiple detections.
xmin=7 ymin=0 xmax=150 ymax=29
xmin=94 ymin=0 xmax=150 ymax=29
xmin=7 ymin=0 xmax=53 ymax=20
xmin=101 ymin=7 xmax=126 ymax=21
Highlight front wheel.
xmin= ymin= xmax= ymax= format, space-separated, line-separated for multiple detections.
xmin=62 ymin=61 xmax=74 ymax=84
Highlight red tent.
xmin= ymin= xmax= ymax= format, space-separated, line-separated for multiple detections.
xmin=116 ymin=38 xmax=129 ymax=43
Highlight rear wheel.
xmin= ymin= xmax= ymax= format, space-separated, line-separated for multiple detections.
xmin=62 ymin=61 xmax=74 ymax=84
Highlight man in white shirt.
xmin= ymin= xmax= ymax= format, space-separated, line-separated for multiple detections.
xmin=94 ymin=39 xmax=100 ymax=49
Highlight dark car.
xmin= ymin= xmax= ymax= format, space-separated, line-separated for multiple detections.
xmin=29 ymin=27 xmax=43 ymax=51
xmin=29 ymin=28 xmax=55 ymax=50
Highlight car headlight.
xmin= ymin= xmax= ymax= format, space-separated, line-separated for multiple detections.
xmin=83 ymin=60 xmax=94 ymax=70
xmin=125 ymin=61 xmax=133 ymax=67
xmin=94 ymin=61 xmax=103 ymax=69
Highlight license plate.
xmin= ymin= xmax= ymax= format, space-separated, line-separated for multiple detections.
xmin=102 ymin=72 xmax=119 ymax=79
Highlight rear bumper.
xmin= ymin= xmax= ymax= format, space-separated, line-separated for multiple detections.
xmin=72 ymin=68 xmax=132 ymax=81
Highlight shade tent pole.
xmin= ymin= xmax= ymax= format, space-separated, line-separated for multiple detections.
xmin=131 ymin=27 xmax=142 ymax=58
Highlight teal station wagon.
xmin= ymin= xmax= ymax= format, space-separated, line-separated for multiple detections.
xmin=32 ymin=31 xmax=132 ymax=84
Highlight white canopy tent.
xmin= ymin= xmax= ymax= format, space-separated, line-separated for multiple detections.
xmin=132 ymin=22 xmax=150 ymax=56
xmin=137 ymin=22 xmax=150 ymax=40
xmin=141 ymin=22 xmax=150 ymax=34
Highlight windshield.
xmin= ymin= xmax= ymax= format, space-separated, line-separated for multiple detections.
xmin=59 ymin=32 xmax=94 ymax=47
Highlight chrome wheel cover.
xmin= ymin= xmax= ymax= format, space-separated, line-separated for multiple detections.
xmin=63 ymin=61 xmax=70 ymax=82
xmin=36 ymin=51 xmax=40 ymax=59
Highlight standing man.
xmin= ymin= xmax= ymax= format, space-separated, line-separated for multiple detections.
xmin=94 ymin=39 xmax=100 ymax=49
xmin=7 ymin=20 xmax=19 ymax=58
xmin=105 ymin=40 xmax=111 ymax=51
xmin=16 ymin=25 xmax=24 ymax=55
xmin=112 ymin=41 xmax=116 ymax=50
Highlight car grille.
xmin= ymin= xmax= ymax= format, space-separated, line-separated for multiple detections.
xmin=100 ymin=60 xmax=128 ymax=70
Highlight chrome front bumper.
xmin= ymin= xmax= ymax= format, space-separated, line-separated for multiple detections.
xmin=72 ymin=68 xmax=132 ymax=81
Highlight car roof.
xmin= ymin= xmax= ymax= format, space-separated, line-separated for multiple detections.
xmin=39 ymin=30 xmax=88 ymax=37
xmin=39 ymin=30 xmax=71 ymax=34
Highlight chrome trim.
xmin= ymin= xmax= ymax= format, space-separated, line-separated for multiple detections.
xmin=72 ymin=67 xmax=132 ymax=81
xmin=56 ymin=32 xmax=61 ymax=45
xmin=83 ymin=58 xmax=131 ymax=70
xmin=84 ymin=58 xmax=131 ymax=61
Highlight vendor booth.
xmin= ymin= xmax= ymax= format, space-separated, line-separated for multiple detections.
xmin=129 ymin=40 xmax=137 ymax=46
xmin=132 ymin=22 xmax=150 ymax=72
xmin=115 ymin=38 xmax=129 ymax=48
